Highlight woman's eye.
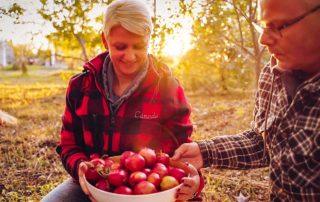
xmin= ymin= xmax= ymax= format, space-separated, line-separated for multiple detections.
xmin=115 ymin=45 xmax=127 ymax=51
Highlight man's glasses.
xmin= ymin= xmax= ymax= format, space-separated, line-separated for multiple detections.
xmin=253 ymin=4 xmax=320 ymax=38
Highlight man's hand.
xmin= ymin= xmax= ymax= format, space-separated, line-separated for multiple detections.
xmin=175 ymin=163 xmax=200 ymax=202
xmin=172 ymin=142 xmax=203 ymax=169
xmin=78 ymin=161 xmax=97 ymax=202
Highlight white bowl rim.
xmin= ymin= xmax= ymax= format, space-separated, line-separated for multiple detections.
xmin=84 ymin=176 xmax=183 ymax=198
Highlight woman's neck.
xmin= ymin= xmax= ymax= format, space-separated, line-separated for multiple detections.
xmin=113 ymin=74 xmax=135 ymax=96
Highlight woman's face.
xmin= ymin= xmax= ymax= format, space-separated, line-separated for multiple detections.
xmin=106 ymin=25 xmax=149 ymax=80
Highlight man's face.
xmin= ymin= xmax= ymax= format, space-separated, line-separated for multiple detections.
xmin=106 ymin=25 xmax=149 ymax=80
xmin=259 ymin=0 xmax=320 ymax=74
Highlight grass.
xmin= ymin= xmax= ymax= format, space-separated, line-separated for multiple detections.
xmin=0 ymin=67 xmax=269 ymax=201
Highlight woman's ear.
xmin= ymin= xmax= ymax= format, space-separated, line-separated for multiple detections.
xmin=101 ymin=32 xmax=108 ymax=50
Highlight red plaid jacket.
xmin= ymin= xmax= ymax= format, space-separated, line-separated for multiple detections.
xmin=57 ymin=52 xmax=193 ymax=179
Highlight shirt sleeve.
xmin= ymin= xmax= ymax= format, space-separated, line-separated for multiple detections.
xmin=197 ymin=129 xmax=269 ymax=169
xmin=196 ymin=68 xmax=271 ymax=169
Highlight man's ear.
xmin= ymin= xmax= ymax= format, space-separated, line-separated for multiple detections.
xmin=101 ymin=32 xmax=108 ymax=50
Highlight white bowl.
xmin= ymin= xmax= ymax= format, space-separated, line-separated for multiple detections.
xmin=84 ymin=159 xmax=188 ymax=202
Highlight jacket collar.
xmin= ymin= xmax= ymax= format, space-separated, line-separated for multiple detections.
xmin=83 ymin=52 xmax=172 ymax=93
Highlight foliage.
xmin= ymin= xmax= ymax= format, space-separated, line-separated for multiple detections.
xmin=0 ymin=3 xmax=25 ymax=20
xmin=38 ymin=0 xmax=111 ymax=62
xmin=150 ymin=1 xmax=183 ymax=57
xmin=10 ymin=42 xmax=37 ymax=75
xmin=176 ymin=0 xmax=268 ymax=92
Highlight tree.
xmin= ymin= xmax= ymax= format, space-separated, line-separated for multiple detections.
xmin=147 ymin=0 xmax=183 ymax=58
xmin=0 ymin=3 xmax=28 ymax=73
xmin=0 ymin=2 xmax=24 ymax=121
xmin=11 ymin=43 xmax=35 ymax=75
xmin=0 ymin=3 xmax=25 ymax=21
xmin=38 ymin=0 xmax=112 ymax=62
xmin=177 ymin=0 xmax=268 ymax=91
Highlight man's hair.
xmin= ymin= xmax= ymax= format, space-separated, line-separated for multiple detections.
xmin=103 ymin=0 xmax=152 ymax=38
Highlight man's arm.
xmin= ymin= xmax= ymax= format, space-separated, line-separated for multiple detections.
xmin=198 ymin=130 xmax=269 ymax=169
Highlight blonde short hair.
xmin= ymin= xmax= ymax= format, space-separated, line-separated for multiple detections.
xmin=103 ymin=0 xmax=152 ymax=38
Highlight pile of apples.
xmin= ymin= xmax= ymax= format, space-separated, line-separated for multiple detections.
xmin=85 ymin=147 xmax=187 ymax=195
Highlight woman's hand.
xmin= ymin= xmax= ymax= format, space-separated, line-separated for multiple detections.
xmin=175 ymin=163 xmax=200 ymax=202
xmin=78 ymin=161 xmax=97 ymax=202
xmin=172 ymin=142 xmax=203 ymax=169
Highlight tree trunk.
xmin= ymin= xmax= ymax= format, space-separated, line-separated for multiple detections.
xmin=21 ymin=62 xmax=27 ymax=75
xmin=75 ymin=34 xmax=89 ymax=62
xmin=21 ymin=56 xmax=27 ymax=75
xmin=249 ymin=20 xmax=263 ymax=85
xmin=255 ymin=53 xmax=262 ymax=86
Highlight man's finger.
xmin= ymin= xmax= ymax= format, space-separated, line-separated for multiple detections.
xmin=176 ymin=193 xmax=189 ymax=201
xmin=172 ymin=144 xmax=187 ymax=160
xmin=177 ymin=185 xmax=192 ymax=194
xmin=187 ymin=163 xmax=198 ymax=177
xmin=181 ymin=178 xmax=196 ymax=188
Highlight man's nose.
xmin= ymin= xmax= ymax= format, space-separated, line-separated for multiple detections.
xmin=259 ymin=31 xmax=277 ymax=47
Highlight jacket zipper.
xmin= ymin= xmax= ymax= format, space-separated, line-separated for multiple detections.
xmin=108 ymin=112 xmax=116 ymax=154
xmin=85 ymin=63 xmax=120 ymax=155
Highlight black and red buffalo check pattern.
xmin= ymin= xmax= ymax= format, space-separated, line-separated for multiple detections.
xmin=57 ymin=52 xmax=193 ymax=180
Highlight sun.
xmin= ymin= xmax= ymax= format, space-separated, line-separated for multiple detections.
xmin=162 ymin=30 xmax=193 ymax=59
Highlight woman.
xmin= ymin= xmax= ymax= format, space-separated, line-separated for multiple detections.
xmin=42 ymin=0 xmax=201 ymax=201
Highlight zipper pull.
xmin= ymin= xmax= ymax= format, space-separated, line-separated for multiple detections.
xmin=110 ymin=116 xmax=116 ymax=124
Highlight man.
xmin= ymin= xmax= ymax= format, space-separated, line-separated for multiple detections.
xmin=173 ymin=0 xmax=320 ymax=201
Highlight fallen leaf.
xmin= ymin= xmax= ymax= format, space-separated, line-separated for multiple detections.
xmin=234 ymin=192 xmax=250 ymax=202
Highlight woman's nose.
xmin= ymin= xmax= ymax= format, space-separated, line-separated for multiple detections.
xmin=123 ymin=49 xmax=137 ymax=62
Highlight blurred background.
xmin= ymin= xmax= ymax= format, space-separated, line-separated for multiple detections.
xmin=0 ymin=0 xmax=270 ymax=201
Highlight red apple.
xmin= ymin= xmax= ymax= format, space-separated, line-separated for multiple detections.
xmin=113 ymin=186 xmax=133 ymax=195
xmin=152 ymin=163 xmax=168 ymax=178
xmin=107 ymin=168 xmax=128 ymax=186
xmin=142 ymin=168 xmax=151 ymax=176
xmin=129 ymin=171 xmax=147 ymax=187
xmin=139 ymin=148 xmax=157 ymax=167
xmin=104 ymin=158 xmax=114 ymax=168
xmin=85 ymin=167 xmax=102 ymax=182
xmin=95 ymin=179 xmax=110 ymax=191
xmin=134 ymin=181 xmax=157 ymax=195
xmin=125 ymin=154 xmax=146 ymax=172
xmin=160 ymin=176 xmax=179 ymax=191
xmin=147 ymin=172 xmax=161 ymax=188
xmin=168 ymin=167 xmax=187 ymax=183
xmin=156 ymin=152 xmax=170 ymax=166
xmin=120 ymin=151 xmax=135 ymax=165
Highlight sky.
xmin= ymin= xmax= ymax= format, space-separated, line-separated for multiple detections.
xmin=0 ymin=0 xmax=195 ymax=58
xmin=0 ymin=0 xmax=53 ymax=50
